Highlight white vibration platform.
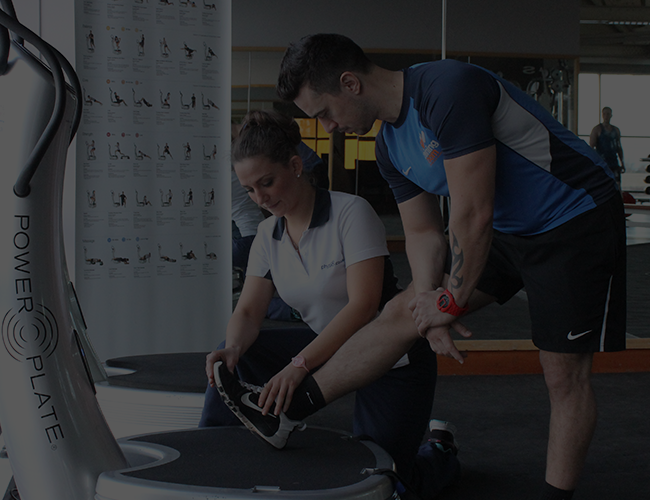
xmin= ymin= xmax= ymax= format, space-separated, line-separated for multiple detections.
xmin=96 ymin=427 xmax=396 ymax=500
xmin=95 ymin=352 xmax=208 ymax=438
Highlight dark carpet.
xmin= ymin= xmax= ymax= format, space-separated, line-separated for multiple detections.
xmin=307 ymin=372 xmax=650 ymax=500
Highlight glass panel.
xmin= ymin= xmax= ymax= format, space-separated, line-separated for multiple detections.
xmin=316 ymin=139 xmax=330 ymax=156
xmin=579 ymin=74 xmax=650 ymax=175
xmin=345 ymin=138 xmax=358 ymax=170
xmin=296 ymin=118 xmax=317 ymax=139
xmin=358 ymin=140 xmax=376 ymax=161
xmin=601 ymin=75 xmax=650 ymax=137
xmin=621 ymin=137 xmax=650 ymax=177
xmin=577 ymin=73 xmax=600 ymax=137
xmin=317 ymin=120 xmax=330 ymax=139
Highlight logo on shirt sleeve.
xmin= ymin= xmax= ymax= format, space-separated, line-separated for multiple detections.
xmin=420 ymin=131 xmax=442 ymax=166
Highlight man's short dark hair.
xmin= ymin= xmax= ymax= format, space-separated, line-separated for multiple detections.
xmin=277 ymin=34 xmax=373 ymax=102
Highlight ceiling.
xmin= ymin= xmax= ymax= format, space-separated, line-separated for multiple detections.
xmin=580 ymin=0 xmax=650 ymax=73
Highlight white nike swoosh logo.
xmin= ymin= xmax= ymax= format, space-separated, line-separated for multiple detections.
xmin=241 ymin=393 xmax=278 ymax=419
xmin=567 ymin=330 xmax=592 ymax=341
xmin=402 ymin=166 xmax=412 ymax=175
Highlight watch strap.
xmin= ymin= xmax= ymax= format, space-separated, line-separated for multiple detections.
xmin=436 ymin=289 xmax=469 ymax=317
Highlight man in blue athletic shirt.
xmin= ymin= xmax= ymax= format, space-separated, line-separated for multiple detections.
xmin=217 ymin=34 xmax=626 ymax=500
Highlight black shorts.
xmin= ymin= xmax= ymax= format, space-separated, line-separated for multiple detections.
xmin=476 ymin=195 xmax=627 ymax=353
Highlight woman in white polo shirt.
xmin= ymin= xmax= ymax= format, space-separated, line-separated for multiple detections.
xmin=200 ymin=110 xmax=457 ymax=499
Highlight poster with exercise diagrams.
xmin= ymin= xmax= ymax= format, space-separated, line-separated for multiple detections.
xmin=74 ymin=0 xmax=231 ymax=360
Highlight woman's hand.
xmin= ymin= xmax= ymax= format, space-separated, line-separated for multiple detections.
xmin=258 ymin=363 xmax=308 ymax=416
xmin=205 ymin=346 xmax=241 ymax=387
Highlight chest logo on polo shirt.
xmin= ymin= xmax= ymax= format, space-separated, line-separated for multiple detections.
xmin=321 ymin=258 xmax=345 ymax=271
xmin=419 ymin=131 xmax=441 ymax=166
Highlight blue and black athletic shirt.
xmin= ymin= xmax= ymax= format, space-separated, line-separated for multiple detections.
xmin=376 ymin=59 xmax=618 ymax=236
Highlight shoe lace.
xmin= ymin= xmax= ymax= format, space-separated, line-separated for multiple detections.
xmin=239 ymin=379 xmax=263 ymax=393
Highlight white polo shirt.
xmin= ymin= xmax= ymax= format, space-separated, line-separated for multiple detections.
xmin=247 ymin=189 xmax=389 ymax=334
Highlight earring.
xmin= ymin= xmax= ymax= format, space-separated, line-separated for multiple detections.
xmin=297 ymin=174 xmax=301 ymax=178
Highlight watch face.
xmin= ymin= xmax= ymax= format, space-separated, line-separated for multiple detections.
xmin=436 ymin=290 xmax=467 ymax=317
xmin=292 ymin=356 xmax=305 ymax=368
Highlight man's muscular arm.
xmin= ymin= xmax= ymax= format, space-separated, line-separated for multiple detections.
xmin=442 ymin=145 xmax=495 ymax=303
xmin=398 ymin=191 xmax=448 ymax=296
xmin=409 ymin=145 xmax=496 ymax=361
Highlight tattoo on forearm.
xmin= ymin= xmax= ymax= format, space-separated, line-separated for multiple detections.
xmin=449 ymin=231 xmax=464 ymax=290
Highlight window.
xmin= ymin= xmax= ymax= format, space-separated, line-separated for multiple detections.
xmin=578 ymin=74 xmax=650 ymax=191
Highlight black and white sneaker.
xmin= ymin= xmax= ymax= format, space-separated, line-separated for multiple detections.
xmin=427 ymin=419 xmax=459 ymax=455
xmin=213 ymin=361 xmax=306 ymax=449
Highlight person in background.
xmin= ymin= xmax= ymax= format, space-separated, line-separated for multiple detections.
xmin=590 ymin=106 xmax=625 ymax=190
xmin=231 ymin=166 xmax=264 ymax=272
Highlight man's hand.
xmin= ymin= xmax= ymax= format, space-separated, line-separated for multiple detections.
xmin=408 ymin=288 xmax=472 ymax=363
xmin=258 ymin=363 xmax=308 ymax=416
xmin=408 ymin=288 xmax=453 ymax=333
xmin=421 ymin=323 xmax=472 ymax=363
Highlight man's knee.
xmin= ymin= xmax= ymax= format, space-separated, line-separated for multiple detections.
xmin=540 ymin=351 xmax=593 ymax=397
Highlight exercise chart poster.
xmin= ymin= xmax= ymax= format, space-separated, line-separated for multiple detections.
xmin=74 ymin=0 xmax=232 ymax=359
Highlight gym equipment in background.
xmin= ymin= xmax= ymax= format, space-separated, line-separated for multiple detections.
xmin=0 ymin=5 xmax=128 ymax=499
